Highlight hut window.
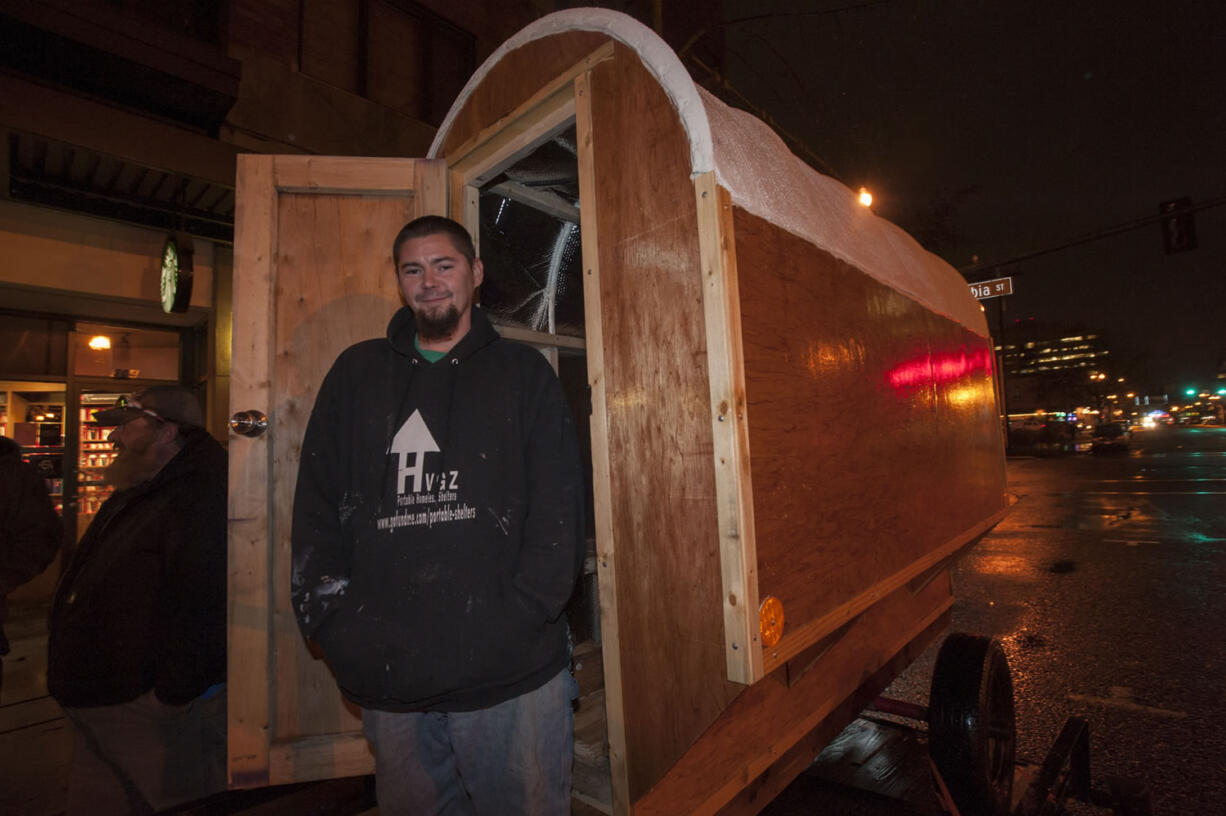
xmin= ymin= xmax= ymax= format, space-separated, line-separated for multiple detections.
xmin=477 ymin=125 xmax=585 ymax=340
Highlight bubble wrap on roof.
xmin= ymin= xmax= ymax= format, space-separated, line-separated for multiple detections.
xmin=700 ymin=87 xmax=987 ymax=334
xmin=430 ymin=9 xmax=713 ymax=170
xmin=431 ymin=8 xmax=986 ymax=337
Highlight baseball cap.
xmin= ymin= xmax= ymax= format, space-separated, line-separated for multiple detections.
xmin=92 ymin=386 xmax=204 ymax=428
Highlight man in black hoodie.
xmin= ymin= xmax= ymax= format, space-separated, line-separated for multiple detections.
xmin=48 ymin=385 xmax=227 ymax=815
xmin=293 ymin=216 xmax=584 ymax=815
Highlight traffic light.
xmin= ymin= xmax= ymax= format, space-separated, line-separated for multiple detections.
xmin=1160 ymin=198 xmax=1197 ymax=254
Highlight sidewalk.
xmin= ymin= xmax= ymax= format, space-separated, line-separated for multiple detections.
xmin=0 ymin=607 xmax=72 ymax=816
xmin=0 ymin=607 xmax=600 ymax=815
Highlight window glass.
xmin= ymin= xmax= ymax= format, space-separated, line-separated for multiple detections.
xmin=73 ymin=324 xmax=180 ymax=381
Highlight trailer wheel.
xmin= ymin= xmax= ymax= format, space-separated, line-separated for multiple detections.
xmin=928 ymin=633 xmax=1016 ymax=816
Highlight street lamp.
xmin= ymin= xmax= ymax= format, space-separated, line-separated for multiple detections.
xmin=858 ymin=187 xmax=873 ymax=207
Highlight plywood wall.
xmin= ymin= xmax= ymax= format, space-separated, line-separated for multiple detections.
xmin=733 ymin=207 xmax=1006 ymax=666
xmin=584 ymin=44 xmax=744 ymax=802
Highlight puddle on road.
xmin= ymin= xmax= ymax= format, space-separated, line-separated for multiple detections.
xmin=1071 ymin=502 xmax=1149 ymax=531
xmin=1015 ymin=632 xmax=1048 ymax=650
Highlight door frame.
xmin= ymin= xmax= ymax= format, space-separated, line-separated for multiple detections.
xmin=436 ymin=45 xmax=630 ymax=812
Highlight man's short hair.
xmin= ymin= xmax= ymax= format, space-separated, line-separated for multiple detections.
xmin=393 ymin=216 xmax=476 ymax=267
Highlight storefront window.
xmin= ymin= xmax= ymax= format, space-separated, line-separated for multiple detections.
xmin=0 ymin=382 xmax=67 ymax=515
xmin=73 ymin=324 xmax=181 ymax=380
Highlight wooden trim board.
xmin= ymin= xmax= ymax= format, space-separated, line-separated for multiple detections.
xmin=447 ymin=84 xmax=575 ymax=189
xmin=271 ymin=156 xmax=436 ymax=194
xmin=694 ymin=173 xmax=760 ymax=684
xmin=228 ymin=154 xmax=277 ymax=788
xmin=573 ymin=68 xmax=629 ymax=816
xmin=441 ymin=41 xmax=614 ymax=175
xmin=269 ymin=733 xmax=375 ymax=785
xmin=761 ymin=505 xmax=1009 ymax=673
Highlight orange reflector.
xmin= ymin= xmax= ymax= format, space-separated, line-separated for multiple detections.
xmin=759 ymin=595 xmax=784 ymax=648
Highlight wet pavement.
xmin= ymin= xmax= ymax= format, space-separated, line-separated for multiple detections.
xmin=765 ymin=425 xmax=1226 ymax=814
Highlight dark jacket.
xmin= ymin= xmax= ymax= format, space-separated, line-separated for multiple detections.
xmin=292 ymin=306 xmax=584 ymax=712
xmin=47 ymin=427 xmax=228 ymax=707
xmin=0 ymin=438 xmax=63 ymax=656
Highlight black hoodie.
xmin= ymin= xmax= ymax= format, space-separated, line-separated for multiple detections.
xmin=291 ymin=306 xmax=584 ymax=712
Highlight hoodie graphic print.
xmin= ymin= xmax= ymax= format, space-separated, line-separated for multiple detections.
xmin=379 ymin=409 xmax=474 ymax=532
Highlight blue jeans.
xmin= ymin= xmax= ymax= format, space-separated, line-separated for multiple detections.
xmin=362 ymin=668 xmax=577 ymax=816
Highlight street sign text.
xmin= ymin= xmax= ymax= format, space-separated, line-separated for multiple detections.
xmin=969 ymin=276 xmax=1014 ymax=300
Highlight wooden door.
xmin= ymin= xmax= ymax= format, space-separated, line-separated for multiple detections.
xmin=227 ymin=156 xmax=446 ymax=788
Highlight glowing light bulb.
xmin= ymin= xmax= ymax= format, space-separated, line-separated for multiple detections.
xmin=88 ymin=336 xmax=111 ymax=351
xmin=858 ymin=187 xmax=873 ymax=207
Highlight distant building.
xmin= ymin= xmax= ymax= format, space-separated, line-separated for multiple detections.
xmin=996 ymin=318 xmax=1115 ymax=413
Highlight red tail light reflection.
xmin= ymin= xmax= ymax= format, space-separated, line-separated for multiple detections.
xmin=887 ymin=346 xmax=994 ymax=392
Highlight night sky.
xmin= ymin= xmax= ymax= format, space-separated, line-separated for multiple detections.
xmin=720 ymin=0 xmax=1224 ymax=393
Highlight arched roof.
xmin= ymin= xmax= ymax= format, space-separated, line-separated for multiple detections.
xmin=430 ymin=9 xmax=987 ymax=336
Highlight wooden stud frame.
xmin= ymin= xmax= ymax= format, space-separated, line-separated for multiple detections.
xmin=228 ymin=153 xmax=276 ymax=788
xmin=575 ymin=68 xmax=629 ymax=816
xmin=694 ymin=173 xmax=761 ymax=684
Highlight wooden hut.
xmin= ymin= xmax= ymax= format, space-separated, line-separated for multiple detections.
xmin=227 ymin=9 xmax=1008 ymax=815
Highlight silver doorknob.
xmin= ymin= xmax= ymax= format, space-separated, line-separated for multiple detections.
xmin=230 ymin=410 xmax=268 ymax=437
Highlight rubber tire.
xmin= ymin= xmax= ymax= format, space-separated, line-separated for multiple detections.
xmin=928 ymin=633 xmax=1016 ymax=816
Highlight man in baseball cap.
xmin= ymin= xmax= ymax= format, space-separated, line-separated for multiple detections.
xmin=91 ymin=385 xmax=205 ymax=428
xmin=48 ymin=384 xmax=227 ymax=814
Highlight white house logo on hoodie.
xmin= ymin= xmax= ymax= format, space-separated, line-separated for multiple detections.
xmin=389 ymin=410 xmax=439 ymax=494
xmin=377 ymin=410 xmax=476 ymax=531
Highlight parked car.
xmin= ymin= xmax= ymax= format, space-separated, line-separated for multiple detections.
xmin=1091 ymin=422 xmax=1131 ymax=452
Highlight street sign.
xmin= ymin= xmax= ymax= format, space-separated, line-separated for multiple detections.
xmin=969 ymin=276 xmax=1014 ymax=300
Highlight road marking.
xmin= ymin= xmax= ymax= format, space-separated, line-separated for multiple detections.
xmin=1082 ymin=491 xmax=1226 ymax=495
xmin=1068 ymin=687 xmax=1187 ymax=719
xmin=1096 ymin=478 xmax=1226 ymax=482
xmin=1102 ymin=539 xmax=1157 ymax=546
